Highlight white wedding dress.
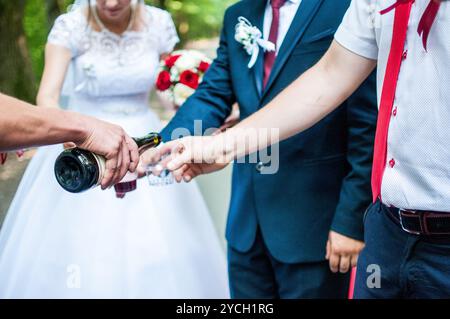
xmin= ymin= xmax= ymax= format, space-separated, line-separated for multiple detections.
xmin=0 ymin=6 xmax=229 ymax=299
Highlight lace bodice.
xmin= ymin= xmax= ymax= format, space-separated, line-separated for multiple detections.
xmin=48 ymin=5 xmax=178 ymax=115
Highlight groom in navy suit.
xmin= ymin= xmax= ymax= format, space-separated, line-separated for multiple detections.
xmin=160 ymin=0 xmax=377 ymax=298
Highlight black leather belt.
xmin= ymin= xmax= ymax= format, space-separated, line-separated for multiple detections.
xmin=383 ymin=204 xmax=450 ymax=236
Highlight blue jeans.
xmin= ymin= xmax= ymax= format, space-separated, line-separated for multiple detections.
xmin=355 ymin=200 xmax=450 ymax=299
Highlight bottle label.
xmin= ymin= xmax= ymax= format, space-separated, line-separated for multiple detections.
xmin=92 ymin=153 xmax=106 ymax=186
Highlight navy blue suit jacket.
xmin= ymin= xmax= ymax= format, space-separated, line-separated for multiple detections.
xmin=161 ymin=0 xmax=377 ymax=263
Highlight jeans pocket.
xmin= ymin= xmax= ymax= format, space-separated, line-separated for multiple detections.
xmin=363 ymin=201 xmax=378 ymax=225
xmin=363 ymin=206 xmax=370 ymax=225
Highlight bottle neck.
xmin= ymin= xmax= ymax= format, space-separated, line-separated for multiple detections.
xmin=132 ymin=132 xmax=162 ymax=153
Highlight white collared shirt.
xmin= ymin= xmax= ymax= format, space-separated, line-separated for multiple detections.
xmin=263 ymin=0 xmax=302 ymax=54
xmin=335 ymin=0 xmax=450 ymax=211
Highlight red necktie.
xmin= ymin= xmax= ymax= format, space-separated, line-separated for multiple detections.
xmin=380 ymin=0 xmax=442 ymax=51
xmin=417 ymin=0 xmax=442 ymax=51
xmin=263 ymin=0 xmax=287 ymax=88
xmin=371 ymin=1 xmax=413 ymax=202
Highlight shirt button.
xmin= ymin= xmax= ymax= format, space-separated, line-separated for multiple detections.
xmin=402 ymin=50 xmax=408 ymax=60
xmin=389 ymin=158 xmax=396 ymax=168
xmin=392 ymin=106 xmax=398 ymax=117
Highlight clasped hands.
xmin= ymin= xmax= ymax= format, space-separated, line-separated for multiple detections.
xmin=138 ymin=135 xmax=232 ymax=182
xmin=138 ymin=135 xmax=364 ymax=273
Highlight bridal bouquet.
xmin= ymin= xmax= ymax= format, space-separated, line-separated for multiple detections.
xmin=156 ymin=50 xmax=211 ymax=108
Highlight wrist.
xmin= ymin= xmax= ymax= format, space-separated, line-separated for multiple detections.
xmin=212 ymin=131 xmax=237 ymax=163
xmin=61 ymin=111 xmax=91 ymax=145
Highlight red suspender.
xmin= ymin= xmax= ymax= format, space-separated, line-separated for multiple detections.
xmin=371 ymin=1 xmax=413 ymax=202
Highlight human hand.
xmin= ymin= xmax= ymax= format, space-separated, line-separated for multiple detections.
xmin=325 ymin=230 xmax=365 ymax=273
xmin=164 ymin=135 xmax=234 ymax=172
xmin=63 ymin=142 xmax=76 ymax=149
xmin=215 ymin=104 xmax=240 ymax=135
xmin=74 ymin=116 xmax=139 ymax=190
xmin=137 ymin=146 xmax=166 ymax=178
xmin=139 ymin=136 xmax=230 ymax=181
xmin=171 ymin=162 xmax=228 ymax=183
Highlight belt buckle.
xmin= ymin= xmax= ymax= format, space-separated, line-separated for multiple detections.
xmin=398 ymin=209 xmax=422 ymax=235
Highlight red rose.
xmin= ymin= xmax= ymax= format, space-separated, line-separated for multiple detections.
xmin=156 ymin=70 xmax=172 ymax=91
xmin=179 ymin=70 xmax=200 ymax=89
xmin=165 ymin=54 xmax=181 ymax=68
xmin=198 ymin=61 xmax=210 ymax=73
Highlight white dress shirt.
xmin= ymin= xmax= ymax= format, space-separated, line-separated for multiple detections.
xmin=335 ymin=0 xmax=450 ymax=211
xmin=263 ymin=0 xmax=302 ymax=54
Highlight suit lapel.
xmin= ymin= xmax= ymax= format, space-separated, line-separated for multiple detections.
xmin=262 ymin=0 xmax=325 ymax=99
xmin=246 ymin=0 xmax=267 ymax=98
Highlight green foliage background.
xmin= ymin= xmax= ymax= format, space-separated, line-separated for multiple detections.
xmin=22 ymin=0 xmax=237 ymax=84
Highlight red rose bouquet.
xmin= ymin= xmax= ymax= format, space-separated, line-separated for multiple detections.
xmin=156 ymin=50 xmax=212 ymax=108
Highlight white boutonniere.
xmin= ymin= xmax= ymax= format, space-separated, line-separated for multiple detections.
xmin=234 ymin=17 xmax=275 ymax=69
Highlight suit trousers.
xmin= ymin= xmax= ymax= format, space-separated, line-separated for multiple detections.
xmin=228 ymin=227 xmax=350 ymax=299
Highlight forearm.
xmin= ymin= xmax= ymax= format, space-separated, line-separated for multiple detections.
xmin=0 ymin=94 xmax=87 ymax=151
xmin=36 ymin=90 xmax=61 ymax=108
xmin=35 ymin=43 xmax=72 ymax=109
xmin=221 ymin=42 xmax=377 ymax=160
xmin=161 ymin=95 xmax=233 ymax=141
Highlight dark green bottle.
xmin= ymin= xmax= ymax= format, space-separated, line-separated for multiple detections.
xmin=54 ymin=132 xmax=161 ymax=193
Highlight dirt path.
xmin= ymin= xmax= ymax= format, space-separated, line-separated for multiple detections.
xmin=0 ymin=152 xmax=33 ymax=227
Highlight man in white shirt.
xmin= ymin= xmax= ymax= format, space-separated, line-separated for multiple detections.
xmin=156 ymin=0 xmax=449 ymax=298
xmin=158 ymin=0 xmax=378 ymax=298
xmin=334 ymin=0 xmax=450 ymax=298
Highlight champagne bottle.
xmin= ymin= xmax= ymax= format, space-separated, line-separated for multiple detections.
xmin=54 ymin=132 xmax=161 ymax=193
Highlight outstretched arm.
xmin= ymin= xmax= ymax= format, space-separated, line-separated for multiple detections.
xmin=0 ymin=93 xmax=86 ymax=150
xmin=0 ymin=93 xmax=139 ymax=189
xmin=224 ymin=41 xmax=377 ymax=156
xmin=164 ymin=41 xmax=377 ymax=170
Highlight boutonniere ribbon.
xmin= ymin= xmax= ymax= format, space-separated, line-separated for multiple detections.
xmin=234 ymin=17 xmax=275 ymax=68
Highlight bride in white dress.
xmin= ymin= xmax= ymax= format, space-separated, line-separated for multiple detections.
xmin=0 ymin=0 xmax=229 ymax=299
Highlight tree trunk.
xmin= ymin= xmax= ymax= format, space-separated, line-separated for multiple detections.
xmin=153 ymin=0 xmax=167 ymax=9
xmin=0 ymin=0 xmax=36 ymax=102
xmin=46 ymin=0 xmax=63 ymax=26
